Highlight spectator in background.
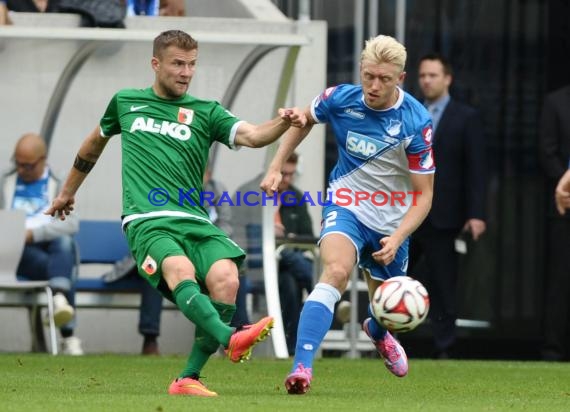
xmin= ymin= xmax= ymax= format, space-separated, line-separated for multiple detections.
xmin=102 ymin=255 xmax=165 ymax=355
xmin=0 ymin=0 xmax=61 ymax=24
xmin=3 ymin=0 xmax=60 ymax=13
xmin=409 ymin=53 xmax=486 ymax=359
xmin=159 ymin=0 xmax=185 ymax=16
xmin=136 ymin=269 xmax=163 ymax=355
xmin=538 ymin=83 xmax=570 ymax=362
xmin=127 ymin=0 xmax=185 ymax=17
xmin=232 ymin=153 xmax=314 ymax=355
xmin=3 ymin=0 xmax=127 ymax=28
xmin=0 ymin=133 xmax=83 ymax=355
xmin=0 ymin=1 xmax=10 ymax=24
xmin=274 ymin=153 xmax=315 ymax=355
xmin=0 ymin=0 xmax=185 ymax=24
xmin=203 ymin=165 xmax=233 ymax=236
xmin=555 ymin=168 xmax=570 ymax=215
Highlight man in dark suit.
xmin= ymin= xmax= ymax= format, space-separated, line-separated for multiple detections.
xmin=409 ymin=54 xmax=487 ymax=358
xmin=538 ymin=84 xmax=570 ymax=361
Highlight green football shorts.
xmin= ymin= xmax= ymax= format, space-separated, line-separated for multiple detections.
xmin=125 ymin=216 xmax=245 ymax=299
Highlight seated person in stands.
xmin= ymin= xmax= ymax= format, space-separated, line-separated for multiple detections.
xmin=0 ymin=1 xmax=10 ymax=25
xmin=203 ymin=165 xmax=233 ymax=236
xmin=102 ymin=255 xmax=164 ymax=355
xmin=0 ymin=0 xmax=61 ymax=23
xmin=232 ymin=152 xmax=315 ymax=355
xmin=126 ymin=0 xmax=185 ymax=17
xmin=0 ymin=133 xmax=83 ymax=355
xmin=0 ymin=0 xmax=182 ymax=25
xmin=159 ymin=0 xmax=185 ymax=16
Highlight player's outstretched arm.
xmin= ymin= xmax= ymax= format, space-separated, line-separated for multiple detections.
xmin=45 ymin=127 xmax=110 ymax=220
xmin=234 ymin=107 xmax=307 ymax=149
xmin=555 ymin=169 xmax=570 ymax=215
xmin=260 ymin=107 xmax=315 ymax=196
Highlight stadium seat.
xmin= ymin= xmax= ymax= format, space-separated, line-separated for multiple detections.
xmin=0 ymin=210 xmax=59 ymax=355
xmin=74 ymin=220 xmax=143 ymax=295
xmin=74 ymin=220 xmax=130 ymax=264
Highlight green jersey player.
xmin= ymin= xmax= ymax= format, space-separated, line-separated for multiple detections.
xmin=46 ymin=29 xmax=307 ymax=397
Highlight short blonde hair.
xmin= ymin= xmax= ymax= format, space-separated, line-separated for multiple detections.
xmin=360 ymin=35 xmax=407 ymax=72
xmin=153 ymin=30 xmax=198 ymax=59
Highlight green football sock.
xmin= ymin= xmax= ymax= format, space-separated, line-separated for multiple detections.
xmin=212 ymin=300 xmax=237 ymax=325
xmin=180 ymin=300 xmax=237 ymax=378
xmin=172 ymin=280 xmax=234 ymax=346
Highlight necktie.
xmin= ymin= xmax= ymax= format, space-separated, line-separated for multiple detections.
xmin=428 ymin=105 xmax=440 ymax=133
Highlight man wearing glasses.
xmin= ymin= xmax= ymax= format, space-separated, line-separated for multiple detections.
xmin=0 ymin=132 xmax=83 ymax=355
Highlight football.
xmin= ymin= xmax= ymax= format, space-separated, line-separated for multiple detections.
xmin=371 ymin=276 xmax=430 ymax=332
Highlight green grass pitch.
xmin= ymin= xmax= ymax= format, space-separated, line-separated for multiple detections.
xmin=1 ymin=354 xmax=569 ymax=411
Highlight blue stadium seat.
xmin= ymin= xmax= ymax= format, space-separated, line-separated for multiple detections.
xmin=74 ymin=220 xmax=130 ymax=264
xmin=74 ymin=220 xmax=141 ymax=292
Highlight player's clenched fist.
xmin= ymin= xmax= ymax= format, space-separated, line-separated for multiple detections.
xmin=278 ymin=107 xmax=307 ymax=128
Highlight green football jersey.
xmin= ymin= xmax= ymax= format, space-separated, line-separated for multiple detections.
xmin=99 ymin=87 xmax=241 ymax=224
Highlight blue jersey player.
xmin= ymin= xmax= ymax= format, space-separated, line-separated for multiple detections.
xmin=261 ymin=35 xmax=435 ymax=394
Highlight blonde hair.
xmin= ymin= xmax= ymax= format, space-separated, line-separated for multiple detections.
xmin=360 ymin=35 xmax=407 ymax=72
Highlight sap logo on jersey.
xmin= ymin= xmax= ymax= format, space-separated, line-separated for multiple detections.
xmin=130 ymin=117 xmax=191 ymax=141
xmin=346 ymin=131 xmax=387 ymax=159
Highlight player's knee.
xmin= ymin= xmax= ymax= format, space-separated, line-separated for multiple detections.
xmin=162 ymin=256 xmax=197 ymax=289
xmin=207 ymin=261 xmax=239 ymax=302
xmin=215 ymin=272 xmax=239 ymax=293
xmin=322 ymin=262 xmax=351 ymax=291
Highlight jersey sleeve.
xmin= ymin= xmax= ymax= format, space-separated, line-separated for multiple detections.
xmin=209 ymin=102 xmax=242 ymax=148
xmin=99 ymin=93 xmax=122 ymax=138
xmin=310 ymin=86 xmax=340 ymax=124
xmin=406 ymin=120 xmax=436 ymax=174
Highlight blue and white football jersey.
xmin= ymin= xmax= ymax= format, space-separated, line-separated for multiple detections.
xmin=312 ymin=84 xmax=435 ymax=234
